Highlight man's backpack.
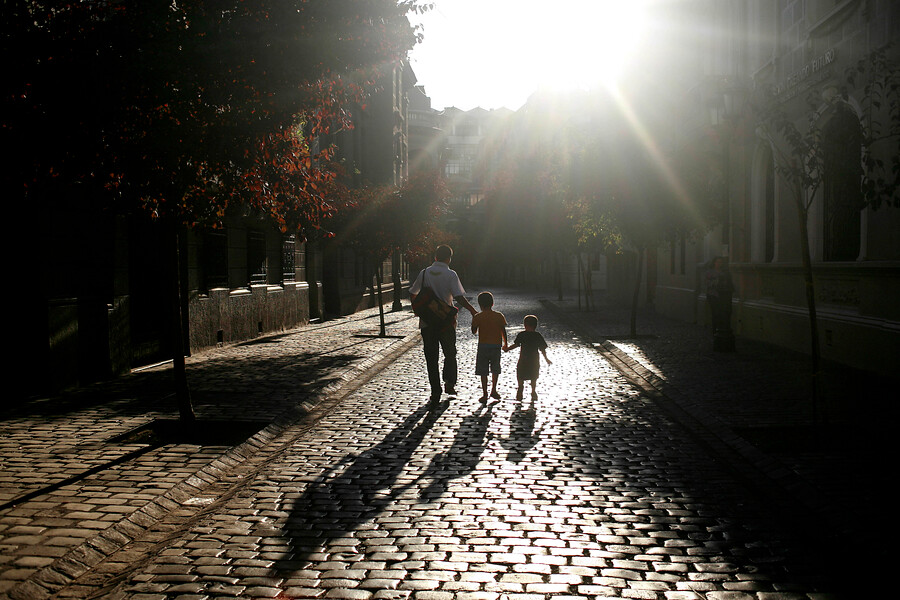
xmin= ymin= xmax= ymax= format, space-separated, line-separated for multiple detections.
xmin=411 ymin=269 xmax=458 ymax=326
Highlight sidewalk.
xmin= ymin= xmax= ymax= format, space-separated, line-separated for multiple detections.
xmin=1 ymin=307 xmax=422 ymax=598
xmin=543 ymin=292 xmax=893 ymax=555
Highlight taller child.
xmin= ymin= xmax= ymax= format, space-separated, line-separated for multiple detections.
xmin=471 ymin=291 xmax=508 ymax=402
xmin=409 ymin=245 xmax=477 ymax=404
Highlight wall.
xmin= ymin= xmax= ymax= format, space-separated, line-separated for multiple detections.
xmin=185 ymin=221 xmax=313 ymax=353
xmin=188 ymin=282 xmax=311 ymax=351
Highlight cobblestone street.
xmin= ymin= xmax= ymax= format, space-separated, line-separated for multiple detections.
xmin=3 ymin=290 xmax=878 ymax=599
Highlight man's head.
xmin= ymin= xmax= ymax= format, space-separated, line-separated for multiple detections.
xmin=477 ymin=291 xmax=494 ymax=310
xmin=434 ymin=245 xmax=453 ymax=263
xmin=523 ymin=315 xmax=539 ymax=331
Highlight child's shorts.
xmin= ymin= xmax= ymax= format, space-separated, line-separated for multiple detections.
xmin=475 ymin=344 xmax=502 ymax=375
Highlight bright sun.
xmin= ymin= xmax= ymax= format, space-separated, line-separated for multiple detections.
xmin=411 ymin=0 xmax=650 ymax=109
xmin=502 ymin=1 xmax=649 ymax=92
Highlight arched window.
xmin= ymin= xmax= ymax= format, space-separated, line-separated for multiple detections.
xmin=763 ymin=146 xmax=775 ymax=263
xmin=822 ymin=105 xmax=862 ymax=262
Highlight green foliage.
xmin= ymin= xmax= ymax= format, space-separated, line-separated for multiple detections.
xmin=846 ymin=43 xmax=900 ymax=209
xmin=4 ymin=0 xmax=424 ymax=236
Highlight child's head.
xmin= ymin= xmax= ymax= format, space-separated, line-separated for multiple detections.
xmin=523 ymin=314 xmax=538 ymax=330
xmin=477 ymin=291 xmax=494 ymax=310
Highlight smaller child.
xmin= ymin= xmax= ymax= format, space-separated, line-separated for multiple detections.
xmin=504 ymin=314 xmax=551 ymax=401
xmin=471 ymin=292 xmax=508 ymax=402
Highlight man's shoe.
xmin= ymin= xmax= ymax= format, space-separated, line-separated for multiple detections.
xmin=490 ymin=391 xmax=501 ymax=400
xmin=444 ymin=385 xmax=456 ymax=395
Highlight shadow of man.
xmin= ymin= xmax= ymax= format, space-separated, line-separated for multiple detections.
xmin=417 ymin=400 xmax=496 ymax=500
xmin=275 ymin=401 xmax=446 ymax=575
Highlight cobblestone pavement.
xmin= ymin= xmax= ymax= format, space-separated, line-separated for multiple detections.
xmin=541 ymin=292 xmax=890 ymax=554
xmin=1 ymin=309 xmax=421 ymax=599
xmin=2 ymin=289 xmax=889 ymax=599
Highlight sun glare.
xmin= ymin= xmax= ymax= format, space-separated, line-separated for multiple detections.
xmin=518 ymin=1 xmax=649 ymax=92
xmin=412 ymin=0 xmax=650 ymax=109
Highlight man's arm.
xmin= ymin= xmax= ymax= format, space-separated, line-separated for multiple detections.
xmin=455 ymin=295 xmax=477 ymax=316
xmin=408 ymin=270 xmax=424 ymax=303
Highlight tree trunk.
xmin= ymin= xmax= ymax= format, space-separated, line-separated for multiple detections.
xmin=795 ymin=201 xmax=822 ymax=423
xmin=555 ymin=251 xmax=563 ymax=301
xmin=630 ymin=247 xmax=645 ymax=338
xmin=582 ymin=260 xmax=593 ymax=311
xmin=576 ymin=252 xmax=583 ymax=310
xmin=376 ymin=260 xmax=386 ymax=337
xmin=391 ymin=248 xmax=403 ymax=312
xmin=167 ymin=220 xmax=195 ymax=422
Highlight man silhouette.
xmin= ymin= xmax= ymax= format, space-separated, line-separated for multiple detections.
xmin=409 ymin=245 xmax=477 ymax=403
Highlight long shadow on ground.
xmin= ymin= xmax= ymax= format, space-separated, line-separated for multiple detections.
xmin=274 ymin=401 xmax=447 ymax=575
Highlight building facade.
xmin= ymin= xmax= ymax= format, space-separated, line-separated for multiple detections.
xmin=654 ymin=0 xmax=900 ymax=373
xmin=320 ymin=60 xmax=417 ymax=316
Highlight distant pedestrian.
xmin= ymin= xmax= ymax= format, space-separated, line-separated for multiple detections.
xmin=409 ymin=245 xmax=477 ymax=403
xmin=706 ymin=256 xmax=734 ymax=351
xmin=471 ymin=291 xmax=508 ymax=402
xmin=504 ymin=314 xmax=551 ymax=401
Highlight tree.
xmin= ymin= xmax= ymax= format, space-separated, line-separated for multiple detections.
xmin=477 ymin=92 xmax=583 ymax=292
xmin=4 ymin=0 xmax=426 ymax=416
xmin=6 ymin=0 xmax=425 ymax=229
xmin=755 ymin=43 xmax=899 ymax=421
xmin=564 ymin=84 xmax=719 ymax=335
xmin=572 ymin=142 xmax=674 ymax=335
xmin=327 ymin=169 xmax=450 ymax=336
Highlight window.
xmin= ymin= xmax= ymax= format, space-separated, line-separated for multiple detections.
xmin=282 ymin=235 xmax=296 ymax=284
xmin=807 ymin=0 xmax=846 ymax=26
xmin=247 ymin=230 xmax=267 ymax=285
xmin=670 ymin=240 xmax=676 ymax=274
xmin=763 ymin=147 xmax=775 ymax=263
xmin=201 ymin=229 xmax=228 ymax=291
xmin=822 ymin=106 xmax=862 ymax=262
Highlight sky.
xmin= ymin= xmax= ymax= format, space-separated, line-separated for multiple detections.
xmin=407 ymin=0 xmax=651 ymax=112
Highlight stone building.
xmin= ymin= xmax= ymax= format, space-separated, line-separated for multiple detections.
xmin=319 ymin=60 xmax=418 ymax=317
xmin=653 ymin=0 xmax=900 ymax=373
